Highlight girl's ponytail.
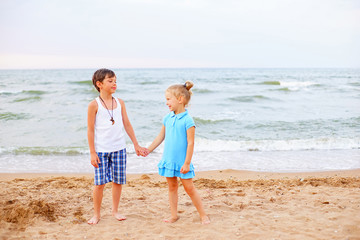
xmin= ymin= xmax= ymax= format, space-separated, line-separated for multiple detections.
xmin=184 ymin=80 xmax=194 ymax=91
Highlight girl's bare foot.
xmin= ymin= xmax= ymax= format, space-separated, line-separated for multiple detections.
xmin=163 ymin=216 xmax=179 ymax=223
xmin=201 ymin=215 xmax=211 ymax=225
xmin=113 ymin=212 xmax=126 ymax=221
xmin=88 ymin=216 xmax=100 ymax=225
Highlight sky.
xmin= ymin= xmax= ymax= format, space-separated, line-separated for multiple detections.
xmin=0 ymin=0 xmax=359 ymax=69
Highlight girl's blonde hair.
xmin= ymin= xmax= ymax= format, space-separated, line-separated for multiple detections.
xmin=166 ymin=81 xmax=194 ymax=107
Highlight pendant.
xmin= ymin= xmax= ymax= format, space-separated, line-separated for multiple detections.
xmin=110 ymin=118 xmax=115 ymax=125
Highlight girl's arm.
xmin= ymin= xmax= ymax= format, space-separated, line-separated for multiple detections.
xmin=147 ymin=125 xmax=165 ymax=153
xmin=119 ymin=98 xmax=143 ymax=155
xmin=180 ymin=126 xmax=195 ymax=174
xmin=87 ymin=100 xmax=100 ymax=168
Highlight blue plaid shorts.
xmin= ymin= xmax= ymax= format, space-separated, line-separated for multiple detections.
xmin=94 ymin=148 xmax=127 ymax=185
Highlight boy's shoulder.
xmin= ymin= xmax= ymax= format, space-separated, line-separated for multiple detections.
xmin=88 ymin=99 xmax=98 ymax=107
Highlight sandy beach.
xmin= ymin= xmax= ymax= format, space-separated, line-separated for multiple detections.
xmin=0 ymin=169 xmax=359 ymax=240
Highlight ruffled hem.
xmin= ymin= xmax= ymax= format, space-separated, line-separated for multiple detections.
xmin=157 ymin=160 xmax=194 ymax=172
xmin=158 ymin=167 xmax=195 ymax=179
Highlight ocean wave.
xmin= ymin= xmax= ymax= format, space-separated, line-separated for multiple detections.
xmin=0 ymin=90 xmax=46 ymax=96
xmin=349 ymin=82 xmax=360 ymax=87
xmin=1 ymin=136 xmax=359 ymax=157
xmin=70 ymin=80 xmax=92 ymax=86
xmin=261 ymin=81 xmax=281 ymax=85
xmin=13 ymin=96 xmax=42 ymax=102
xmin=139 ymin=81 xmax=161 ymax=85
xmin=22 ymin=90 xmax=47 ymax=95
xmin=280 ymin=81 xmax=317 ymax=87
xmin=194 ymin=137 xmax=360 ymax=152
xmin=193 ymin=117 xmax=234 ymax=125
xmin=229 ymin=95 xmax=271 ymax=102
xmin=192 ymin=88 xmax=213 ymax=94
xmin=261 ymin=81 xmax=319 ymax=91
xmin=0 ymin=112 xmax=30 ymax=121
xmin=0 ymin=146 xmax=88 ymax=156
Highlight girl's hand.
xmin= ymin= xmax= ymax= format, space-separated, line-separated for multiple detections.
xmin=139 ymin=147 xmax=150 ymax=157
xmin=142 ymin=148 xmax=150 ymax=157
xmin=135 ymin=145 xmax=149 ymax=157
xmin=180 ymin=164 xmax=190 ymax=174
xmin=90 ymin=152 xmax=100 ymax=168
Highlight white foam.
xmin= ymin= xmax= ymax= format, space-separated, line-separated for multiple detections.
xmin=279 ymin=81 xmax=316 ymax=87
xmin=194 ymin=137 xmax=360 ymax=152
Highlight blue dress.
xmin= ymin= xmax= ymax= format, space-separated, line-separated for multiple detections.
xmin=158 ymin=110 xmax=196 ymax=179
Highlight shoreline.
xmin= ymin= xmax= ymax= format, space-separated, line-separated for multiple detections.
xmin=0 ymin=168 xmax=359 ymax=181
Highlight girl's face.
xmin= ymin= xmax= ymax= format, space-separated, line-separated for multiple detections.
xmin=98 ymin=75 xmax=117 ymax=93
xmin=165 ymin=91 xmax=182 ymax=113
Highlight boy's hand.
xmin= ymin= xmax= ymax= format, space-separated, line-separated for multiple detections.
xmin=135 ymin=145 xmax=149 ymax=157
xmin=180 ymin=164 xmax=190 ymax=174
xmin=142 ymin=148 xmax=150 ymax=157
xmin=90 ymin=153 xmax=100 ymax=168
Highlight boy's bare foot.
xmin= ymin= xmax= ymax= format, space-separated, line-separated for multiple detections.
xmin=201 ymin=215 xmax=211 ymax=225
xmin=88 ymin=216 xmax=100 ymax=225
xmin=163 ymin=216 xmax=179 ymax=223
xmin=113 ymin=212 xmax=126 ymax=221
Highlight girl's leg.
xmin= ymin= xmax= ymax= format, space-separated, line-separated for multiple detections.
xmin=165 ymin=177 xmax=179 ymax=223
xmin=112 ymin=183 xmax=126 ymax=221
xmin=88 ymin=184 xmax=105 ymax=224
xmin=181 ymin=178 xmax=210 ymax=224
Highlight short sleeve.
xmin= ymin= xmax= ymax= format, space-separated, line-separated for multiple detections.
xmin=185 ymin=116 xmax=195 ymax=130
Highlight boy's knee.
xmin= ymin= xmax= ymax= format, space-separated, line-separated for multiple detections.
xmin=94 ymin=184 xmax=105 ymax=190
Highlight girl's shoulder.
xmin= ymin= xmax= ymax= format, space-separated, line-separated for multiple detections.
xmin=163 ymin=112 xmax=172 ymax=123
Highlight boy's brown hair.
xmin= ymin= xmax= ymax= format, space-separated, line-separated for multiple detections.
xmin=92 ymin=68 xmax=116 ymax=92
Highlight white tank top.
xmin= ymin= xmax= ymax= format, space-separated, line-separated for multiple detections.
xmin=94 ymin=97 xmax=126 ymax=152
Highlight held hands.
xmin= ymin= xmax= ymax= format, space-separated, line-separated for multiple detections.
xmin=135 ymin=145 xmax=150 ymax=157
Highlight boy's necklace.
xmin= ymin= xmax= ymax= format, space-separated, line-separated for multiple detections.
xmin=99 ymin=96 xmax=115 ymax=125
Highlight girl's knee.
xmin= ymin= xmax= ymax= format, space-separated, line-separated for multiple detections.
xmin=166 ymin=177 xmax=178 ymax=192
xmin=168 ymin=183 xmax=178 ymax=192
xmin=183 ymin=183 xmax=196 ymax=196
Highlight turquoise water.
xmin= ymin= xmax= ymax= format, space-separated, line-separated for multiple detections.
xmin=0 ymin=68 xmax=359 ymax=173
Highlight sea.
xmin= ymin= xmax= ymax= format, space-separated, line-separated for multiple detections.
xmin=0 ymin=68 xmax=359 ymax=173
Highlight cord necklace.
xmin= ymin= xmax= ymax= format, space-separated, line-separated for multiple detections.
xmin=99 ymin=96 xmax=115 ymax=125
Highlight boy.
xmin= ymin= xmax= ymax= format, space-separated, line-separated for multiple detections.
xmin=87 ymin=68 xmax=146 ymax=224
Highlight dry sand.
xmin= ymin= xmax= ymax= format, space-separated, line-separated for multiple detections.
xmin=0 ymin=169 xmax=359 ymax=240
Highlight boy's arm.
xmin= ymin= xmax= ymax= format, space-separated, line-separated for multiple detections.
xmin=147 ymin=125 xmax=165 ymax=153
xmin=180 ymin=126 xmax=195 ymax=174
xmin=87 ymin=100 xmax=100 ymax=168
xmin=119 ymin=98 xmax=143 ymax=155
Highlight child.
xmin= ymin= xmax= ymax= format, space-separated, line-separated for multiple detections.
xmin=87 ymin=68 xmax=146 ymax=225
xmin=146 ymin=81 xmax=210 ymax=225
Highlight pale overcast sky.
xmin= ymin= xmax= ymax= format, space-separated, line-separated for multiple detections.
xmin=0 ymin=0 xmax=359 ymax=69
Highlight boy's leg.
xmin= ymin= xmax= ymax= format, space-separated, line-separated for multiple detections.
xmin=164 ymin=177 xmax=179 ymax=223
xmin=181 ymin=178 xmax=210 ymax=224
xmin=111 ymin=149 xmax=127 ymax=221
xmin=88 ymin=152 xmax=108 ymax=225
xmin=112 ymin=183 xmax=126 ymax=221
xmin=88 ymin=184 xmax=105 ymax=225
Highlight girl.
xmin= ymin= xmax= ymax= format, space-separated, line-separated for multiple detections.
xmin=147 ymin=81 xmax=210 ymax=225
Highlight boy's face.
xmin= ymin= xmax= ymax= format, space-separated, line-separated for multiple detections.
xmin=98 ymin=75 xmax=117 ymax=93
